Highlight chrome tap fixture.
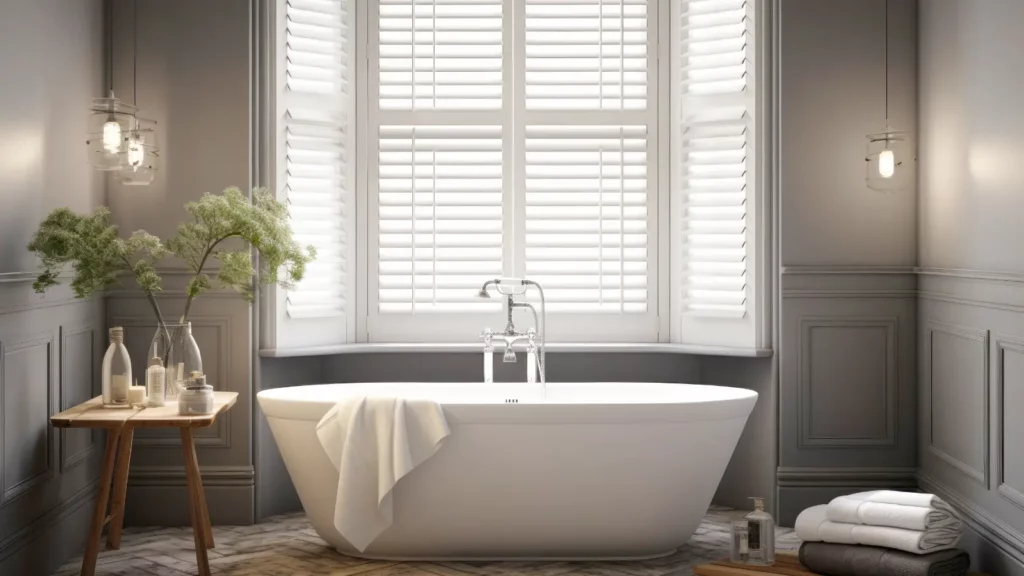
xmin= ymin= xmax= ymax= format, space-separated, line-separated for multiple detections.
xmin=477 ymin=278 xmax=547 ymax=383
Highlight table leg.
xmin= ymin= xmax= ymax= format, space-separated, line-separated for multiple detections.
xmin=106 ymin=428 xmax=134 ymax=550
xmin=181 ymin=428 xmax=211 ymax=576
xmin=81 ymin=428 xmax=121 ymax=576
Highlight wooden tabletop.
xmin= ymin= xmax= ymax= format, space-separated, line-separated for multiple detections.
xmin=51 ymin=391 xmax=238 ymax=429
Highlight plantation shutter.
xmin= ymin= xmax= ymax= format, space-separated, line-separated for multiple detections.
xmin=368 ymin=0 xmax=508 ymax=340
xmin=519 ymin=0 xmax=659 ymax=340
xmin=273 ymin=0 xmax=356 ymax=347
xmin=673 ymin=0 xmax=761 ymax=348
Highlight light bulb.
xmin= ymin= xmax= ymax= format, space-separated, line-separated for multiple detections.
xmin=878 ymin=149 xmax=895 ymax=179
xmin=127 ymin=136 xmax=145 ymax=168
xmin=102 ymin=118 xmax=122 ymax=153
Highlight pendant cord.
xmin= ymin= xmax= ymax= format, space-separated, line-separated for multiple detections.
xmin=884 ymin=0 xmax=889 ymax=123
xmin=132 ymin=0 xmax=138 ymax=105
xmin=107 ymin=0 xmax=114 ymax=94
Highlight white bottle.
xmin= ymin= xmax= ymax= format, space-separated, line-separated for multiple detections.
xmin=146 ymin=356 xmax=166 ymax=407
xmin=101 ymin=327 xmax=132 ymax=407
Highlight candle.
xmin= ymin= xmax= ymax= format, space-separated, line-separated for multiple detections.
xmin=128 ymin=385 xmax=147 ymax=406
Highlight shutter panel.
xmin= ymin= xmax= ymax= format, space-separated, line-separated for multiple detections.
xmin=275 ymin=0 xmax=355 ymax=345
xmin=378 ymin=0 xmax=503 ymax=111
xmin=369 ymin=0 xmax=507 ymax=340
xmin=520 ymin=0 xmax=657 ymax=336
xmin=524 ymin=125 xmax=649 ymax=313
xmin=524 ymin=0 xmax=649 ymax=111
xmin=377 ymin=125 xmax=504 ymax=313
xmin=674 ymin=0 xmax=760 ymax=346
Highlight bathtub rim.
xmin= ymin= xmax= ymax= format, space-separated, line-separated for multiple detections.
xmin=258 ymin=382 xmax=758 ymax=424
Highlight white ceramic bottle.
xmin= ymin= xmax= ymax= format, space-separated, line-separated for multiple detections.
xmin=101 ymin=327 xmax=132 ymax=407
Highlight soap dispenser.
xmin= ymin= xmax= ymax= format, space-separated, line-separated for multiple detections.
xmin=745 ymin=497 xmax=775 ymax=565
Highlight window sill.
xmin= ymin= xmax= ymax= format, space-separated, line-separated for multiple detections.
xmin=258 ymin=342 xmax=773 ymax=358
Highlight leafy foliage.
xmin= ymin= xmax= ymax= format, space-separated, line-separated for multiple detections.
xmin=27 ymin=207 xmax=166 ymax=298
xmin=169 ymin=187 xmax=315 ymax=306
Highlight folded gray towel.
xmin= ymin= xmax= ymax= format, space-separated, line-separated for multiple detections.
xmin=799 ymin=543 xmax=970 ymax=576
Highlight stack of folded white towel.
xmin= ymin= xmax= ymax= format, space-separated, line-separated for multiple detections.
xmin=795 ymin=490 xmax=964 ymax=555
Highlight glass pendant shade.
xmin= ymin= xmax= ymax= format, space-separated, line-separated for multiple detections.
xmin=865 ymin=126 xmax=911 ymax=193
xmin=118 ymin=117 xmax=160 ymax=186
xmin=87 ymin=93 xmax=137 ymax=170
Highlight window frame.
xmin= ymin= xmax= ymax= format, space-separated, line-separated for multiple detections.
xmin=264 ymin=0 xmax=771 ymax=353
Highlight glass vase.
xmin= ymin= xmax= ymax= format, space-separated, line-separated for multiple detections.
xmin=150 ymin=322 xmax=202 ymax=401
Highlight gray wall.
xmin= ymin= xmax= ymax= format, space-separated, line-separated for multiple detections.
xmin=105 ymin=0 xmax=255 ymax=526
xmin=776 ymin=0 xmax=920 ymax=524
xmin=0 ymin=0 xmax=106 ymax=574
xmin=917 ymin=1 xmax=1024 ymax=573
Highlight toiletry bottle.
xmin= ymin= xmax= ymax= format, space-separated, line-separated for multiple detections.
xmin=731 ymin=520 xmax=749 ymax=563
xmin=101 ymin=326 xmax=132 ymax=407
xmin=482 ymin=329 xmax=494 ymax=384
xmin=745 ymin=497 xmax=775 ymax=565
xmin=146 ymin=356 xmax=166 ymax=407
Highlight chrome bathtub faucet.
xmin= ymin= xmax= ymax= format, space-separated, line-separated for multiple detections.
xmin=476 ymin=278 xmax=547 ymax=384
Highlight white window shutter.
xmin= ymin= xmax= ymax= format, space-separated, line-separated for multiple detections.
xmin=519 ymin=0 xmax=659 ymax=341
xmin=672 ymin=0 xmax=762 ymax=348
xmin=367 ymin=0 xmax=507 ymax=341
xmin=271 ymin=0 xmax=355 ymax=348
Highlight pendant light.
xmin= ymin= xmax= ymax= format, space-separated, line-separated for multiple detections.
xmin=119 ymin=0 xmax=160 ymax=186
xmin=87 ymin=0 xmax=136 ymax=171
xmin=865 ymin=0 xmax=911 ymax=193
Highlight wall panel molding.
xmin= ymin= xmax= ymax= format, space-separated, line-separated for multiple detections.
xmin=58 ymin=325 xmax=96 ymax=473
xmin=925 ymin=321 xmax=990 ymax=487
xmin=797 ymin=316 xmax=898 ymax=448
xmin=0 ymin=333 xmax=56 ymax=507
xmin=995 ymin=334 xmax=1024 ymax=512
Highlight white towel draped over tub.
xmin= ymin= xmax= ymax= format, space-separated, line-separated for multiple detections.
xmin=316 ymin=396 xmax=450 ymax=552
xmin=796 ymin=504 xmax=961 ymax=555
xmin=826 ymin=490 xmax=963 ymax=532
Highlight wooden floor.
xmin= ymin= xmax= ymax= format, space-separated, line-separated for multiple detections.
xmin=52 ymin=507 xmax=801 ymax=576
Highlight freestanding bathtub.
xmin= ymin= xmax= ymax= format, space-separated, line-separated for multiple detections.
xmin=257 ymin=382 xmax=757 ymax=560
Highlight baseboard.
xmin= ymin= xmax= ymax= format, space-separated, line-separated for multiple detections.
xmin=128 ymin=464 xmax=255 ymax=487
xmin=919 ymin=472 xmax=1024 ymax=575
xmin=776 ymin=467 xmax=918 ymax=527
xmin=0 ymin=481 xmax=98 ymax=576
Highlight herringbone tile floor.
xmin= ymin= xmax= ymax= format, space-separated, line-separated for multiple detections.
xmin=52 ymin=507 xmax=801 ymax=576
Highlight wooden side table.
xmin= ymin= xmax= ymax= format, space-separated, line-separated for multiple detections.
xmin=51 ymin=391 xmax=238 ymax=576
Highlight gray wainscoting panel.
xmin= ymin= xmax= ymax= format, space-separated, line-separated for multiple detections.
xmin=925 ymin=322 xmax=989 ymax=486
xmin=0 ymin=295 xmax=104 ymax=576
xmin=799 ymin=317 xmax=897 ymax=447
xmin=778 ymin=268 xmax=918 ymax=525
xmin=997 ymin=336 xmax=1024 ymax=510
xmin=2 ymin=334 xmax=54 ymax=504
xmin=918 ymin=272 xmax=1024 ymax=572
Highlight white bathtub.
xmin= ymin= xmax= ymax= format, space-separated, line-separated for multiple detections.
xmin=257 ymin=382 xmax=757 ymax=560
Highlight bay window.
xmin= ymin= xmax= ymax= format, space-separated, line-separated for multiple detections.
xmin=264 ymin=0 xmax=768 ymax=352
